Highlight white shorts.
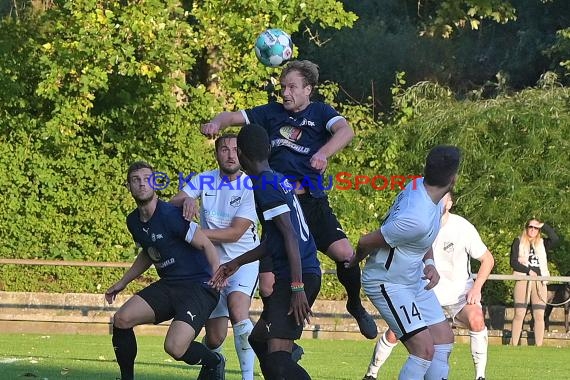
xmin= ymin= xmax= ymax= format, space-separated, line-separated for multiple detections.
xmin=209 ymin=261 xmax=259 ymax=319
xmin=364 ymin=280 xmax=446 ymax=342
xmin=441 ymin=299 xmax=482 ymax=329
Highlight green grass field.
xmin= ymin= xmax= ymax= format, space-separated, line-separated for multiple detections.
xmin=0 ymin=333 xmax=569 ymax=379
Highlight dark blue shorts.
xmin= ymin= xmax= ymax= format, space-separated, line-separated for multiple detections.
xmin=137 ymin=279 xmax=219 ymax=334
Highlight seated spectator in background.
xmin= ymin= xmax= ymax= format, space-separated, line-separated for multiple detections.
xmin=510 ymin=218 xmax=560 ymax=346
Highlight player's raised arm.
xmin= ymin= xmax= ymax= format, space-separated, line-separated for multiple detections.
xmin=311 ymin=119 xmax=354 ymax=174
xmin=201 ymin=111 xmax=246 ymax=138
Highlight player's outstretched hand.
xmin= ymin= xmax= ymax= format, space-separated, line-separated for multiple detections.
xmin=201 ymin=121 xmax=221 ymax=139
xmin=209 ymin=262 xmax=238 ymax=291
xmin=309 ymin=152 xmax=328 ymax=174
xmin=105 ymin=282 xmax=125 ymax=304
xmin=288 ymin=291 xmax=312 ymax=326
xmin=422 ymin=265 xmax=440 ymax=290
xmin=344 ymin=251 xmax=361 ymax=269
xmin=182 ymin=197 xmax=199 ymax=221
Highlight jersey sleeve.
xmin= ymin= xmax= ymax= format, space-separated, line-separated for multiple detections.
xmin=184 ymin=221 xmax=198 ymax=244
xmin=181 ymin=172 xmax=204 ymax=199
xmin=320 ymin=103 xmax=345 ymax=133
xmin=255 ymin=183 xmax=291 ymax=221
xmin=168 ymin=207 xmax=193 ymax=241
xmin=242 ymin=104 xmax=272 ymax=129
xmin=380 ymin=215 xmax=423 ymax=248
xmin=234 ymin=187 xmax=259 ymax=224
xmin=464 ymin=221 xmax=488 ymax=260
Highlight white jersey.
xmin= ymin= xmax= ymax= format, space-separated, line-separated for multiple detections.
xmin=432 ymin=213 xmax=487 ymax=306
xmin=362 ymin=178 xmax=444 ymax=285
xmin=182 ymin=169 xmax=259 ymax=263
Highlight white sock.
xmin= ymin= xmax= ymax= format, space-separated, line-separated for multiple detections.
xmin=366 ymin=330 xmax=398 ymax=377
xmin=469 ymin=328 xmax=488 ymax=379
xmin=233 ymin=319 xmax=255 ymax=380
xmin=424 ymin=343 xmax=453 ymax=380
xmin=399 ymin=354 xmax=431 ymax=380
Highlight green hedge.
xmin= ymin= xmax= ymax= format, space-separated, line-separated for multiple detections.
xmin=2 ymin=83 xmax=568 ymax=307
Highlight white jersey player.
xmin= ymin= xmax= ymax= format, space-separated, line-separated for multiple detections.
xmin=362 ymin=193 xmax=494 ymax=380
xmin=347 ymin=145 xmax=461 ymax=380
xmin=171 ymin=134 xmax=259 ymax=380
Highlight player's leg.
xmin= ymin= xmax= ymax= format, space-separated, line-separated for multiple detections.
xmin=111 ymin=283 xmax=164 ymax=380
xmin=203 ymin=317 xmax=229 ymax=353
xmin=511 ymin=280 xmax=528 ymax=346
xmin=418 ymin=287 xmax=453 ymax=380
xmin=166 ymin=282 xmax=225 ymax=379
xmin=260 ymin=274 xmax=320 ymax=380
xmin=424 ymin=320 xmax=454 ymax=380
xmin=363 ymin=329 xmax=399 ymax=380
xmin=194 ymin=290 xmax=229 ymax=379
xmin=530 ymin=281 xmax=547 ymax=346
xmin=298 ymin=193 xmax=377 ymax=339
xmin=363 ymin=281 xmax=432 ymax=380
xmin=227 ymin=262 xmax=258 ymax=380
xmin=455 ymin=304 xmax=488 ymax=380
xmin=202 ymin=285 xmax=230 ymax=353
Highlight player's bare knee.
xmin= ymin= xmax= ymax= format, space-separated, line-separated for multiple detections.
xmin=468 ymin=315 xmax=486 ymax=332
xmin=112 ymin=311 xmax=134 ymax=329
xmin=229 ymin=308 xmax=249 ymax=324
xmin=259 ymin=283 xmax=273 ymax=298
xmin=205 ymin=332 xmax=225 ymax=350
xmin=163 ymin=340 xmax=186 ymax=359
xmin=415 ymin=344 xmax=435 ymax=361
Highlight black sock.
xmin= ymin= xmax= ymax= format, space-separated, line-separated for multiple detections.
xmin=112 ymin=326 xmax=136 ymax=380
xmin=336 ymin=261 xmax=363 ymax=310
xmin=262 ymin=351 xmax=311 ymax=380
xmin=249 ymin=335 xmax=273 ymax=375
xmin=177 ymin=341 xmax=220 ymax=368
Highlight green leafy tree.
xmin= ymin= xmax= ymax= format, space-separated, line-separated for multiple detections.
xmin=0 ymin=0 xmax=357 ymax=292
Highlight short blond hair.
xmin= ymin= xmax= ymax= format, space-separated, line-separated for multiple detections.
xmin=280 ymin=60 xmax=319 ymax=89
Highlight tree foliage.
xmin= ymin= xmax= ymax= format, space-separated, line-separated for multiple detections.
xmin=0 ymin=1 xmax=568 ymax=308
xmin=330 ymin=75 xmax=570 ymax=304
xmin=0 ymin=0 xmax=356 ymax=291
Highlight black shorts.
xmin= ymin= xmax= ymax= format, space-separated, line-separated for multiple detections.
xmin=137 ymin=279 xmax=219 ymax=334
xmin=297 ymin=193 xmax=347 ymax=253
xmin=260 ymin=273 xmax=321 ymax=340
xmin=259 ymin=254 xmax=273 ymax=274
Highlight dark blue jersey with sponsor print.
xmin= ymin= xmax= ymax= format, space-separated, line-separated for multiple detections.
xmin=252 ymin=170 xmax=320 ymax=279
xmin=243 ymin=102 xmax=344 ymax=197
xmin=127 ymin=199 xmax=212 ymax=283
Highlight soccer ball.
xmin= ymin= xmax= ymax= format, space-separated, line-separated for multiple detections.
xmin=254 ymin=28 xmax=294 ymax=67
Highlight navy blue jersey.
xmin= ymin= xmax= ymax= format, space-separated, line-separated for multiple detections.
xmin=126 ymin=199 xmax=212 ymax=283
xmin=252 ymin=170 xmax=320 ymax=280
xmin=243 ymin=102 xmax=344 ymax=197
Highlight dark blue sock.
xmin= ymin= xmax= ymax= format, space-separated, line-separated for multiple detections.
xmin=263 ymin=351 xmax=311 ymax=380
xmin=112 ymin=326 xmax=136 ymax=380
xmin=177 ymin=341 xmax=220 ymax=368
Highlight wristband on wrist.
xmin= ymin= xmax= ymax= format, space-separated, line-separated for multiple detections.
xmin=424 ymin=259 xmax=435 ymax=267
xmin=291 ymin=282 xmax=304 ymax=292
